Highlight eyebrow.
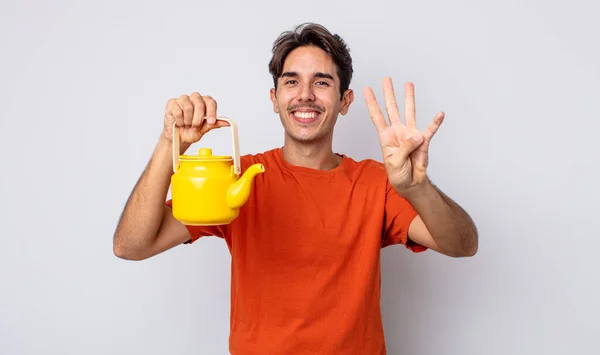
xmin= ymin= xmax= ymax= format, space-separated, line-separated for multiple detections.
xmin=281 ymin=71 xmax=335 ymax=80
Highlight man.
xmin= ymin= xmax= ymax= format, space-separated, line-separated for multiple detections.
xmin=113 ymin=22 xmax=478 ymax=354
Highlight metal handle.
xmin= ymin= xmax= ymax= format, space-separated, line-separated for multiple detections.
xmin=172 ymin=117 xmax=240 ymax=175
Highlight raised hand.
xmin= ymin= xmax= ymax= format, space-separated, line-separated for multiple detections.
xmin=363 ymin=77 xmax=444 ymax=195
xmin=163 ymin=92 xmax=229 ymax=146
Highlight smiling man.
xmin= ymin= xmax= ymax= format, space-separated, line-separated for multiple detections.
xmin=113 ymin=22 xmax=478 ymax=355
xmin=268 ymin=42 xmax=352 ymax=170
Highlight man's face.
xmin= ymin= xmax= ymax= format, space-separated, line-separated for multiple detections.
xmin=270 ymin=45 xmax=353 ymax=144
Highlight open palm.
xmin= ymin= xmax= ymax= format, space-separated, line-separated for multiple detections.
xmin=363 ymin=77 xmax=444 ymax=195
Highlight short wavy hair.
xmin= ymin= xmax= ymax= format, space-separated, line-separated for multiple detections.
xmin=268 ymin=23 xmax=353 ymax=99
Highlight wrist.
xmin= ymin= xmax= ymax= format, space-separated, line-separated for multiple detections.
xmin=395 ymin=177 xmax=435 ymax=203
xmin=158 ymin=133 xmax=192 ymax=155
xmin=152 ymin=135 xmax=176 ymax=172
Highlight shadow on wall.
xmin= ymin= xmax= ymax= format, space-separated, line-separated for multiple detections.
xmin=380 ymin=249 xmax=432 ymax=354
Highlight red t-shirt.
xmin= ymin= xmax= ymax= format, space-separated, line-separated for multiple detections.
xmin=166 ymin=147 xmax=425 ymax=354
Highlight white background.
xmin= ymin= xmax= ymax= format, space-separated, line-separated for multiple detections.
xmin=1 ymin=0 xmax=599 ymax=354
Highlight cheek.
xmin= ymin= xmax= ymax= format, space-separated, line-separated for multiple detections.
xmin=316 ymin=94 xmax=336 ymax=109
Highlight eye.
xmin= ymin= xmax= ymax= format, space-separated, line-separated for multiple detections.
xmin=285 ymin=79 xmax=297 ymax=85
xmin=315 ymin=81 xmax=330 ymax=86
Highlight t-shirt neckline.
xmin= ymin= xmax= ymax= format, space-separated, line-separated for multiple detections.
xmin=273 ymin=147 xmax=350 ymax=176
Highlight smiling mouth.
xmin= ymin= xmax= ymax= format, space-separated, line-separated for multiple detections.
xmin=290 ymin=110 xmax=321 ymax=124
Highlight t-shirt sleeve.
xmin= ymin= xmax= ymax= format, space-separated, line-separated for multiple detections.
xmin=165 ymin=199 xmax=228 ymax=244
xmin=381 ymin=181 xmax=427 ymax=252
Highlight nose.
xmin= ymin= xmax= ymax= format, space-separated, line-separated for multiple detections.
xmin=298 ymin=82 xmax=315 ymax=101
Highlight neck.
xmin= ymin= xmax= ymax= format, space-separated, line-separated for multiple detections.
xmin=282 ymin=135 xmax=342 ymax=170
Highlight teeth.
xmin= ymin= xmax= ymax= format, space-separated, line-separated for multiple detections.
xmin=294 ymin=111 xmax=317 ymax=119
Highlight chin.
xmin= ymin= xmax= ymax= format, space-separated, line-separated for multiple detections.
xmin=285 ymin=126 xmax=328 ymax=143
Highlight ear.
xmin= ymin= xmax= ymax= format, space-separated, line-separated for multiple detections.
xmin=269 ymin=88 xmax=279 ymax=113
xmin=339 ymin=89 xmax=354 ymax=115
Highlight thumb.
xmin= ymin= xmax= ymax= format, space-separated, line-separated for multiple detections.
xmin=199 ymin=119 xmax=230 ymax=135
xmin=397 ymin=133 xmax=423 ymax=158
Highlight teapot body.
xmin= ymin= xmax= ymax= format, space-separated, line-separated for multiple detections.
xmin=171 ymin=159 xmax=239 ymax=225
xmin=169 ymin=118 xmax=264 ymax=226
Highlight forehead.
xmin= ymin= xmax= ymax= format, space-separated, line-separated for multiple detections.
xmin=282 ymin=46 xmax=338 ymax=79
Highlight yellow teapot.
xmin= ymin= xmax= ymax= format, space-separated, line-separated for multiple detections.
xmin=170 ymin=117 xmax=264 ymax=226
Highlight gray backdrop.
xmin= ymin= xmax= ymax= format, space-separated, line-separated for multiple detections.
xmin=1 ymin=0 xmax=598 ymax=354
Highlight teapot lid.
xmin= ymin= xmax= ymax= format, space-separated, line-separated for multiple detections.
xmin=173 ymin=118 xmax=241 ymax=175
xmin=179 ymin=148 xmax=231 ymax=161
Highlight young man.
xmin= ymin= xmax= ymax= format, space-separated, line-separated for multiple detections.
xmin=113 ymin=23 xmax=478 ymax=354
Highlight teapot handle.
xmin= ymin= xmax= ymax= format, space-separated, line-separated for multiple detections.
xmin=172 ymin=117 xmax=241 ymax=175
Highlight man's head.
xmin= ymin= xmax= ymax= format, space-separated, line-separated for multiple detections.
xmin=268 ymin=23 xmax=354 ymax=144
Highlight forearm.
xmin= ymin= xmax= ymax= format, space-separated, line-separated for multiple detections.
xmin=402 ymin=178 xmax=478 ymax=256
xmin=113 ymin=135 xmax=189 ymax=257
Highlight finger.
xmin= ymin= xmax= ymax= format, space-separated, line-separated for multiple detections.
xmin=363 ymin=86 xmax=388 ymax=134
xmin=178 ymin=94 xmax=194 ymax=126
xmin=203 ymin=95 xmax=217 ymax=124
xmin=166 ymin=98 xmax=184 ymax=127
xmin=215 ymin=120 xmax=230 ymax=128
xmin=199 ymin=118 xmax=230 ymax=136
xmin=422 ymin=111 xmax=445 ymax=141
xmin=404 ymin=82 xmax=416 ymax=128
xmin=382 ymin=77 xmax=402 ymax=126
xmin=398 ymin=133 xmax=423 ymax=158
xmin=189 ymin=92 xmax=205 ymax=128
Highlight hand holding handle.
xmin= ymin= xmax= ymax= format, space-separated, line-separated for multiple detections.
xmin=172 ymin=117 xmax=240 ymax=175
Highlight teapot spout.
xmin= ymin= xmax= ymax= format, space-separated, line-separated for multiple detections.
xmin=226 ymin=163 xmax=265 ymax=209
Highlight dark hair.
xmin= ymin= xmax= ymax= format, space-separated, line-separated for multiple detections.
xmin=268 ymin=23 xmax=353 ymax=99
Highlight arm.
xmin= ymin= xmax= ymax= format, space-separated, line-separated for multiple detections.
xmin=404 ymin=179 xmax=478 ymax=257
xmin=364 ymin=78 xmax=477 ymax=258
xmin=113 ymin=135 xmax=192 ymax=261
xmin=113 ymin=92 xmax=227 ymax=261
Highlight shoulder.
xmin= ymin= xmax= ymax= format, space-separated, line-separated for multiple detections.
xmin=341 ymin=154 xmax=388 ymax=182
xmin=240 ymin=148 xmax=280 ymax=170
